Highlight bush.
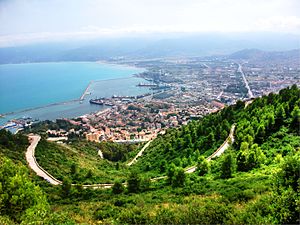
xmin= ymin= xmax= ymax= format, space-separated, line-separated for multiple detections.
xmin=127 ymin=171 xmax=141 ymax=193
xmin=112 ymin=181 xmax=124 ymax=194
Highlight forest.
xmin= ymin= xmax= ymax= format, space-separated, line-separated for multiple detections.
xmin=0 ymin=85 xmax=299 ymax=224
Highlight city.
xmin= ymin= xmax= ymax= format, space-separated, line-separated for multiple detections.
xmin=40 ymin=50 xmax=300 ymax=143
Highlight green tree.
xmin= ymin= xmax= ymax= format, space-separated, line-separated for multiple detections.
xmin=127 ymin=171 xmax=141 ymax=193
xmin=272 ymin=154 xmax=300 ymax=224
xmin=221 ymin=153 xmax=234 ymax=179
xmin=0 ymin=156 xmax=50 ymax=223
xmin=112 ymin=181 xmax=124 ymax=194
xmin=167 ymin=163 xmax=176 ymax=185
xmin=197 ymin=156 xmax=209 ymax=176
xmin=172 ymin=167 xmax=186 ymax=188
xmin=237 ymin=151 xmax=247 ymax=172
xmin=61 ymin=177 xmax=72 ymax=197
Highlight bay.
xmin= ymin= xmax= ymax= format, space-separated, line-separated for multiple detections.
xmin=0 ymin=62 xmax=149 ymax=126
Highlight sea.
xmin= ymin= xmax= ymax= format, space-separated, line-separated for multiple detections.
xmin=0 ymin=62 xmax=149 ymax=126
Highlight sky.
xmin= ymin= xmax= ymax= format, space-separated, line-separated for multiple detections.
xmin=0 ymin=0 xmax=299 ymax=47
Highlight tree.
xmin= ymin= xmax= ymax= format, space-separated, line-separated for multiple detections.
xmin=0 ymin=156 xmax=50 ymax=223
xmin=247 ymin=151 xmax=257 ymax=169
xmin=140 ymin=177 xmax=151 ymax=191
xmin=221 ymin=154 xmax=234 ymax=179
xmin=237 ymin=151 xmax=247 ymax=172
xmin=272 ymin=154 xmax=300 ymax=224
xmin=291 ymin=105 xmax=300 ymax=133
xmin=61 ymin=178 xmax=72 ymax=197
xmin=172 ymin=167 xmax=186 ymax=188
xmin=167 ymin=163 xmax=176 ymax=185
xmin=166 ymin=164 xmax=186 ymax=187
xmin=197 ymin=156 xmax=209 ymax=176
xmin=112 ymin=181 xmax=124 ymax=194
xmin=160 ymin=160 xmax=167 ymax=173
xmin=127 ymin=171 xmax=141 ymax=193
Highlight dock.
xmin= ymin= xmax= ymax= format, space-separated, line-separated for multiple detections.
xmin=80 ymin=81 xmax=93 ymax=100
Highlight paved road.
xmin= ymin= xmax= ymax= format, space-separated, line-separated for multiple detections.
xmin=26 ymin=124 xmax=235 ymax=188
xmin=238 ymin=64 xmax=254 ymax=98
xmin=185 ymin=124 xmax=235 ymax=173
xmin=127 ymin=140 xmax=153 ymax=166
xmin=26 ymin=135 xmax=113 ymax=188
xmin=26 ymin=135 xmax=62 ymax=185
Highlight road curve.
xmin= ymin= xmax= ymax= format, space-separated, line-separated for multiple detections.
xmin=26 ymin=124 xmax=235 ymax=188
xmin=26 ymin=135 xmax=62 ymax=185
xmin=185 ymin=124 xmax=235 ymax=173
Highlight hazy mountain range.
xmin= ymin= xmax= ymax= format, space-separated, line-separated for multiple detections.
xmin=0 ymin=32 xmax=299 ymax=64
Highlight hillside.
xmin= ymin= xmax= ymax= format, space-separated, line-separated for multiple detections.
xmin=228 ymin=48 xmax=300 ymax=65
xmin=0 ymin=85 xmax=299 ymax=224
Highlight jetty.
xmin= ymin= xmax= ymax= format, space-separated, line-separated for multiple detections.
xmin=80 ymin=81 xmax=93 ymax=100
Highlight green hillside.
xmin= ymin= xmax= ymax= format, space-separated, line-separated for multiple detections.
xmin=0 ymin=85 xmax=299 ymax=224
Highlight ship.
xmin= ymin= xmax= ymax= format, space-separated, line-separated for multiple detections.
xmin=89 ymin=98 xmax=104 ymax=105
xmin=137 ymin=83 xmax=158 ymax=87
xmin=104 ymin=102 xmax=115 ymax=106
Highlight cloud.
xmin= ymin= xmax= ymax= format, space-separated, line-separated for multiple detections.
xmin=0 ymin=0 xmax=299 ymax=47
xmin=256 ymin=16 xmax=300 ymax=32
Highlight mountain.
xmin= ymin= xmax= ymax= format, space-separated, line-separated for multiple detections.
xmin=0 ymin=32 xmax=299 ymax=63
xmin=228 ymin=48 xmax=300 ymax=64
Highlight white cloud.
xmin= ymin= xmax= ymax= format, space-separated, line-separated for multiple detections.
xmin=255 ymin=16 xmax=300 ymax=32
xmin=0 ymin=0 xmax=299 ymax=47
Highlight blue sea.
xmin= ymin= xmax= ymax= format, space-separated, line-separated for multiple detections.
xmin=0 ymin=62 xmax=148 ymax=125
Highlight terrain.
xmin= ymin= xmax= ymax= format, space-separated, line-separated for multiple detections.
xmin=1 ymin=32 xmax=299 ymax=64
xmin=0 ymin=85 xmax=299 ymax=224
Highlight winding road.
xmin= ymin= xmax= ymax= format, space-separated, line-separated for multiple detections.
xmin=26 ymin=124 xmax=235 ymax=188
xmin=26 ymin=135 xmax=61 ymax=185
xmin=185 ymin=124 xmax=235 ymax=173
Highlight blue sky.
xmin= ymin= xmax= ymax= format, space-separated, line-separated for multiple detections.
xmin=0 ymin=0 xmax=299 ymax=47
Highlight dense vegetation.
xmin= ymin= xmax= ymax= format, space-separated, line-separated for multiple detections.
xmin=134 ymin=109 xmax=232 ymax=175
xmin=0 ymin=129 xmax=28 ymax=165
xmin=0 ymin=85 xmax=299 ymax=224
xmin=35 ymin=139 xmax=141 ymax=184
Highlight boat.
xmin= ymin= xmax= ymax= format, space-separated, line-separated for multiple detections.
xmin=104 ymin=102 xmax=115 ymax=106
xmin=137 ymin=83 xmax=158 ymax=87
xmin=89 ymin=99 xmax=104 ymax=105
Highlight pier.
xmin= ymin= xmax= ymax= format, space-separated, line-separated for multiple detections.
xmin=80 ymin=81 xmax=93 ymax=100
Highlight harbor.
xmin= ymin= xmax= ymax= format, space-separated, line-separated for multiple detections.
xmin=0 ymin=76 xmax=152 ymax=131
